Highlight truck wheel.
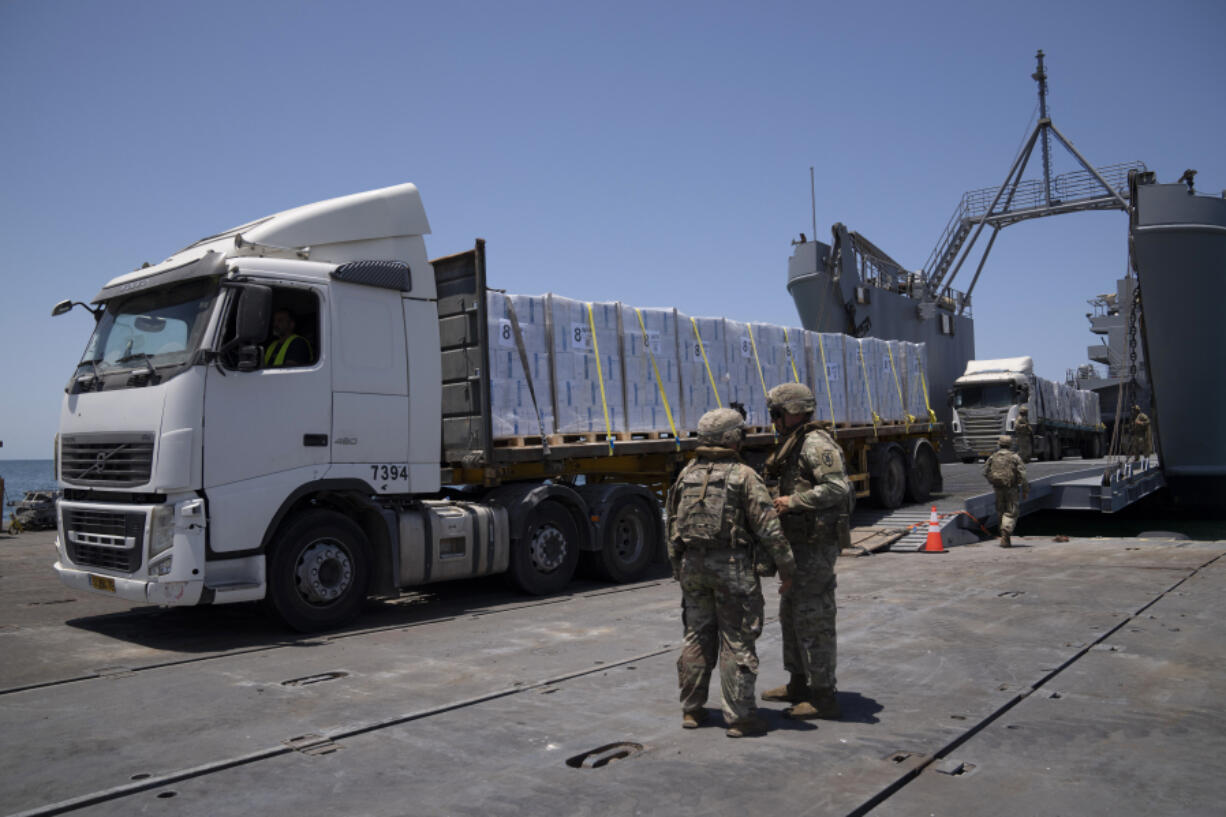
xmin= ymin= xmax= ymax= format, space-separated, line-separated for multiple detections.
xmin=1050 ymin=434 xmax=1063 ymax=460
xmin=267 ymin=509 xmax=371 ymax=633
xmin=905 ymin=442 xmax=939 ymax=504
xmin=509 ymin=501 xmax=580 ymax=595
xmin=593 ymin=495 xmax=657 ymax=583
xmin=871 ymin=449 xmax=907 ymax=509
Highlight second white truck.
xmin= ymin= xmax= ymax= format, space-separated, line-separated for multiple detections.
xmin=949 ymin=357 xmax=1104 ymax=461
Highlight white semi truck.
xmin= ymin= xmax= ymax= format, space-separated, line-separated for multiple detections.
xmin=51 ymin=183 xmax=943 ymax=631
xmin=949 ymin=356 xmax=1104 ymax=462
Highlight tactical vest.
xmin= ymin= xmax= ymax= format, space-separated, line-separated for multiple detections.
xmin=672 ymin=459 xmax=749 ymax=551
xmin=765 ymin=423 xmax=844 ymax=518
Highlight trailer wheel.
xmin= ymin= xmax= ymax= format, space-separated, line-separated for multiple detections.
xmin=871 ymin=448 xmax=907 ymax=509
xmin=592 ymin=495 xmax=656 ymax=583
xmin=509 ymin=501 xmax=580 ymax=595
xmin=267 ymin=509 xmax=371 ymax=632
xmin=905 ymin=442 xmax=939 ymax=504
xmin=1049 ymin=433 xmax=1063 ymax=461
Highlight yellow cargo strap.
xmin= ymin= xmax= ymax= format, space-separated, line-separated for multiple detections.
xmin=887 ymin=344 xmax=914 ymax=430
xmin=634 ymin=308 xmax=681 ymax=450
xmin=816 ymin=333 xmax=838 ymax=439
xmin=857 ymin=341 xmax=880 ymax=436
xmin=746 ymin=325 xmax=776 ymax=441
xmin=918 ymin=357 xmax=938 ymax=426
xmin=587 ymin=302 xmax=615 ymax=455
xmin=690 ymin=316 xmax=722 ymax=406
xmin=781 ymin=328 xmax=801 ymax=383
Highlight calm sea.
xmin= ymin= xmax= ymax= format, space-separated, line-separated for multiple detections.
xmin=0 ymin=459 xmax=57 ymax=525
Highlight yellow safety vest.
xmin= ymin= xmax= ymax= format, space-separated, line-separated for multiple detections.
xmin=264 ymin=334 xmax=311 ymax=367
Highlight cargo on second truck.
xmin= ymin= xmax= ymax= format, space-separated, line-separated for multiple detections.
xmin=949 ymin=356 xmax=1105 ymax=461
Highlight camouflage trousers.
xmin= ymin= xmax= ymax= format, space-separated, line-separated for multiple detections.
xmin=677 ymin=550 xmax=764 ymax=723
xmin=994 ymin=487 xmax=1020 ymax=535
xmin=1016 ymin=434 xmax=1032 ymax=463
xmin=779 ymin=535 xmax=839 ymax=694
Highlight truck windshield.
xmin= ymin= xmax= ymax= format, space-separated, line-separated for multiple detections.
xmin=954 ymin=383 xmax=1015 ymax=409
xmin=74 ymin=277 xmax=220 ymax=387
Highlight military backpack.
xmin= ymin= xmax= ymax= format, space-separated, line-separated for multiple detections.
xmin=672 ymin=460 xmax=737 ymax=549
xmin=986 ymin=452 xmax=1018 ymax=489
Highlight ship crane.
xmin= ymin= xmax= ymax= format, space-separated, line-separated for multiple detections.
xmin=921 ymin=50 xmax=1146 ymax=314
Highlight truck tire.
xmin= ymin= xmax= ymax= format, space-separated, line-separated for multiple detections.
xmin=592 ymin=495 xmax=657 ymax=583
xmin=267 ymin=509 xmax=371 ymax=633
xmin=905 ymin=442 xmax=939 ymax=504
xmin=871 ymin=448 xmax=907 ymax=509
xmin=1049 ymin=433 xmax=1063 ymax=461
xmin=509 ymin=501 xmax=580 ymax=595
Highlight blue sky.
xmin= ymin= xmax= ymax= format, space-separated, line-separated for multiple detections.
xmin=1 ymin=0 xmax=1221 ymax=458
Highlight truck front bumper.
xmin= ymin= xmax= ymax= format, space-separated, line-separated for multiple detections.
xmin=54 ymin=558 xmax=205 ymax=606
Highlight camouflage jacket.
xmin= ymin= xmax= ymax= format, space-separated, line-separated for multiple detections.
xmin=666 ymin=446 xmax=795 ymax=579
xmin=1014 ymin=416 xmax=1032 ymax=439
xmin=763 ymin=423 xmax=853 ymax=524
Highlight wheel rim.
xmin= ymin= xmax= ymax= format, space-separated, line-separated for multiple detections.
xmin=611 ymin=510 xmax=646 ymax=565
xmin=294 ymin=539 xmax=354 ymax=605
xmin=528 ymin=523 xmax=567 ymax=573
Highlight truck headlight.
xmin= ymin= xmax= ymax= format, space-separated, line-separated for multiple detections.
xmin=149 ymin=555 xmax=173 ymax=576
xmin=149 ymin=505 xmax=175 ymax=559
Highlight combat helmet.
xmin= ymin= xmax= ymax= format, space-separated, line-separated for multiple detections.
xmin=697 ymin=408 xmax=746 ymax=448
xmin=1018 ymin=405 xmax=1028 ymax=415
xmin=998 ymin=435 xmax=1012 ymax=448
xmin=767 ymin=383 xmax=816 ymax=416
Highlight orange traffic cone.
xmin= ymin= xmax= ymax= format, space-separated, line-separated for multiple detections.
xmin=921 ymin=506 xmax=947 ymax=554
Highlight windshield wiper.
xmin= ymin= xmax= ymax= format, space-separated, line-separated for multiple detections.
xmin=117 ymin=352 xmax=159 ymax=378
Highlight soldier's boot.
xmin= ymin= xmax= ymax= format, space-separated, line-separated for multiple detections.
xmin=1000 ymin=531 xmax=1012 ymax=548
xmin=761 ymin=674 xmax=810 ymax=703
xmin=681 ymin=709 xmax=707 ymax=730
xmin=785 ymin=688 xmax=841 ymax=720
xmin=725 ymin=713 xmax=768 ymax=738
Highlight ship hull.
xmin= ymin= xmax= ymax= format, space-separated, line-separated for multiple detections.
xmin=1130 ymin=176 xmax=1226 ymax=507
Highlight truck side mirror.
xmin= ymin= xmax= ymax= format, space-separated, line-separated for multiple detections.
xmin=235 ymin=285 xmax=272 ymax=343
xmin=52 ymin=299 xmax=74 ymax=316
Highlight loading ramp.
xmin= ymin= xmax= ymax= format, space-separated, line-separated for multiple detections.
xmin=862 ymin=458 xmax=1165 ymax=552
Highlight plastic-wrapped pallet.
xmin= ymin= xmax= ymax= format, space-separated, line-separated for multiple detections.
xmin=750 ymin=323 xmax=809 ymax=404
xmin=721 ymin=319 xmax=767 ymax=427
xmin=678 ymin=314 xmax=728 ymax=428
xmin=620 ymin=305 xmax=683 ymax=434
xmin=486 ymin=292 xmax=554 ymax=437
xmin=806 ymin=332 xmax=848 ymax=424
xmin=861 ymin=338 xmax=905 ymax=423
xmin=548 ymin=296 xmax=626 ymax=435
xmin=844 ymin=337 xmax=874 ymax=426
xmin=902 ymin=341 xmax=930 ymax=422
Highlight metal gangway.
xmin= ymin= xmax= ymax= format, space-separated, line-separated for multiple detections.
xmin=920 ymin=51 xmax=1146 ymax=313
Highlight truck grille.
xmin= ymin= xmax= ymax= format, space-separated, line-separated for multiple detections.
xmin=63 ymin=508 xmax=145 ymax=572
xmin=960 ymin=410 xmax=1006 ymax=453
xmin=60 ymin=433 xmax=155 ymax=487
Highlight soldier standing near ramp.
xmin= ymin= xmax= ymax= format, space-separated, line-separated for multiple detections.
xmin=760 ymin=383 xmax=853 ymax=721
xmin=983 ymin=435 xmax=1029 ymax=547
xmin=667 ymin=408 xmax=796 ymax=738
xmin=1130 ymin=405 xmax=1152 ymax=460
xmin=1014 ymin=405 xmax=1034 ymax=462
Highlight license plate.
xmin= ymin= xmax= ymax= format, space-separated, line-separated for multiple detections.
xmin=89 ymin=575 xmax=116 ymax=593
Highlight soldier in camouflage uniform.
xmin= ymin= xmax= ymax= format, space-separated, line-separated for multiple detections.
xmin=1014 ymin=405 xmax=1033 ymax=462
xmin=760 ymin=383 xmax=853 ymax=721
xmin=667 ymin=408 xmax=797 ymax=738
xmin=1130 ymin=405 xmax=1152 ymax=460
xmin=983 ymin=435 xmax=1029 ymax=547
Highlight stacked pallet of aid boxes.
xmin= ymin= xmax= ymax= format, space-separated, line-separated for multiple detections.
xmin=486 ymin=291 xmax=934 ymax=440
